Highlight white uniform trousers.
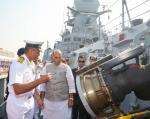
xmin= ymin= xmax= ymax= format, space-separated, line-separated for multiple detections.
xmin=6 ymin=94 xmax=34 ymax=119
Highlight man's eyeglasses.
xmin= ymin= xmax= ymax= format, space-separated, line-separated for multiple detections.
xmin=78 ymin=60 xmax=85 ymax=63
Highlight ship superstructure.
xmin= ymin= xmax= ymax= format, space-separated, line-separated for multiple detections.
xmin=54 ymin=0 xmax=110 ymax=58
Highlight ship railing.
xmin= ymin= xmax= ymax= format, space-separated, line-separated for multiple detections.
xmin=0 ymin=74 xmax=8 ymax=119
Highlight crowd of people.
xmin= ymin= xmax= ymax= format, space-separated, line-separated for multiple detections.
xmin=5 ymin=41 xmax=98 ymax=119
xmin=0 ymin=61 xmax=11 ymax=75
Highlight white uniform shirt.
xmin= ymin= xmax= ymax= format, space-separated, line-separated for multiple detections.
xmin=8 ymin=54 xmax=36 ymax=97
xmin=40 ymin=63 xmax=76 ymax=94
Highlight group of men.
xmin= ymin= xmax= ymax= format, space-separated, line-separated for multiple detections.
xmin=6 ymin=41 xmax=97 ymax=119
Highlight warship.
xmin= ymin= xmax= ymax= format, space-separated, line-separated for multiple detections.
xmin=74 ymin=0 xmax=150 ymax=118
xmin=53 ymin=0 xmax=111 ymax=67
xmin=1 ymin=0 xmax=150 ymax=118
xmin=53 ymin=0 xmax=150 ymax=118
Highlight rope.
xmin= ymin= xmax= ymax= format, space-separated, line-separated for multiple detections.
xmin=107 ymin=0 xmax=120 ymax=9
xmin=104 ymin=0 xmax=150 ymax=27
xmin=106 ymin=9 xmax=150 ymax=31
xmin=129 ymin=0 xmax=150 ymax=12
xmin=0 ymin=100 xmax=6 ymax=108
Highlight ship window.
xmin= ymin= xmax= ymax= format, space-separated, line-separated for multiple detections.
xmin=93 ymin=37 xmax=98 ymax=42
xmin=64 ymin=38 xmax=70 ymax=42
xmin=74 ymin=37 xmax=77 ymax=41
xmin=78 ymin=38 xmax=81 ymax=41
xmin=73 ymin=37 xmax=81 ymax=41
xmin=139 ymin=36 xmax=145 ymax=41
xmin=72 ymin=53 xmax=76 ymax=56
xmin=80 ymin=45 xmax=84 ymax=48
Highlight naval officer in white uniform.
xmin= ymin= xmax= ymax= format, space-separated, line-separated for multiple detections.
xmin=6 ymin=41 xmax=52 ymax=119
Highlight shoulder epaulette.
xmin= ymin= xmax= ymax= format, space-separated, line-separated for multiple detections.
xmin=17 ymin=57 xmax=25 ymax=63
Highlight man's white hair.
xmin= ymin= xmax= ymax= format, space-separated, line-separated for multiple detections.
xmin=52 ymin=49 xmax=62 ymax=56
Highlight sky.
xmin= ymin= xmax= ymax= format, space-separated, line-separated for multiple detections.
xmin=0 ymin=0 xmax=72 ymax=53
xmin=0 ymin=0 xmax=149 ymax=53
xmin=100 ymin=0 xmax=150 ymax=34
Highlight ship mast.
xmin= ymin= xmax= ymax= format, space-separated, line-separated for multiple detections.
xmin=122 ymin=0 xmax=132 ymax=30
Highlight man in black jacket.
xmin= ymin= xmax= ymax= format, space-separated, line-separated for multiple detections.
xmin=72 ymin=55 xmax=91 ymax=119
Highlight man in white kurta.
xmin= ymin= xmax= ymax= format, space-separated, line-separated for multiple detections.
xmin=40 ymin=49 xmax=76 ymax=119
xmin=6 ymin=41 xmax=52 ymax=119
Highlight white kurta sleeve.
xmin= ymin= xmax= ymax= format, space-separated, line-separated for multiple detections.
xmin=39 ymin=65 xmax=47 ymax=92
xmin=9 ymin=62 xmax=23 ymax=85
xmin=35 ymin=69 xmax=42 ymax=92
xmin=66 ymin=65 xmax=76 ymax=93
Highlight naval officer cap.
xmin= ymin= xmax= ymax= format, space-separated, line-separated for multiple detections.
xmin=24 ymin=40 xmax=44 ymax=50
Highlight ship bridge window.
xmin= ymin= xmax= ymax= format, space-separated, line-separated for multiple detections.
xmin=78 ymin=38 xmax=81 ymax=41
xmin=93 ymin=37 xmax=98 ymax=42
xmin=74 ymin=37 xmax=81 ymax=41
xmin=139 ymin=35 xmax=145 ymax=41
xmin=71 ymin=53 xmax=76 ymax=57
xmin=64 ymin=38 xmax=70 ymax=42
xmin=85 ymin=18 xmax=90 ymax=25
xmin=79 ymin=45 xmax=84 ymax=48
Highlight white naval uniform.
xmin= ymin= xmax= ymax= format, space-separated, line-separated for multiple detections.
xmin=6 ymin=55 xmax=36 ymax=119
xmin=40 ymin=63 xmax=76 ymax=119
